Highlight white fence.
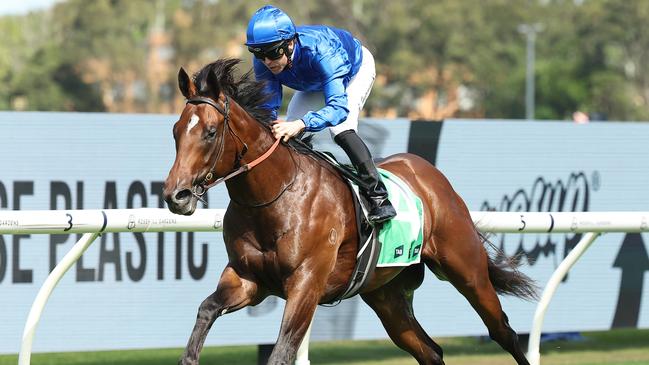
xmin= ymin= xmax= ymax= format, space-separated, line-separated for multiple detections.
xmin=1 ymin=209 xmax=647 ymax=365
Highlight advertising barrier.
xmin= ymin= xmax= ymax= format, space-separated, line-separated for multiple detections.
xmin=0 ymin=112 xmax=647 ymax=355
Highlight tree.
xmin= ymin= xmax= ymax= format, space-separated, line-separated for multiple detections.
xmin=2 ymin=0 xmax=649 ymax=121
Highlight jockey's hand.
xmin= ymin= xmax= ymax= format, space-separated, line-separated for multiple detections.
xmin=272 ymin=119 xmax=306 ymax=142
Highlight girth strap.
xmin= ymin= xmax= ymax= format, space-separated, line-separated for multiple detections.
xmin=324 ymin=182 xmax=382 ymax=305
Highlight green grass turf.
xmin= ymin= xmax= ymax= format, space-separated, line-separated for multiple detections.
xmin=2 ymin=328 xmax=648 ymax=365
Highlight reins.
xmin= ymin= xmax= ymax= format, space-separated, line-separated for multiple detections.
xmin=186 ymin=95 xmax=281 ymax=203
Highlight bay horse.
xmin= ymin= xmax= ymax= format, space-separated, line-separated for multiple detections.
xmin=163 ymin=58 xmax=537 ymax=365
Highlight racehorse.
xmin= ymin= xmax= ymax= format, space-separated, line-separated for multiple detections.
xmin=163 ymin=58 xmax=537 ymax=365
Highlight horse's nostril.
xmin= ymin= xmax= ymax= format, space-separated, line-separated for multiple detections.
xmin=175 ymin=189 xmax=192 ymax=202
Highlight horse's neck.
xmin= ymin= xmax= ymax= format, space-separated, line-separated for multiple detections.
xmin=224 ymin=106 xmax=299 ymax=207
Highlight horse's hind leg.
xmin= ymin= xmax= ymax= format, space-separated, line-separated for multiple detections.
xmin=179 ymin=265 xmax=261 ymax=365
xmin=361 ymin=264 xmax=445 ymax=365
xmin=424 ymin=234 xmax=529 ymax=365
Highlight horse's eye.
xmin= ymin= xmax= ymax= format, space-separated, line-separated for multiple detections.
xmin=206 ymin=126 xmax=217 ymax=140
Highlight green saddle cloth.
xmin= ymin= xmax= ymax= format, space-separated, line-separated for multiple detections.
xmin=376 ymin=168 xmax=424 ymax=267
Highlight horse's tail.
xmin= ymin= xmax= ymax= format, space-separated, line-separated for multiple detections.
xmin=478 ymin=231 xmax=539 ymax=301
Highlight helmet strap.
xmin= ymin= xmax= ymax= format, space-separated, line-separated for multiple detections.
xmin=285 ymin=38 xmax=296 ymax=69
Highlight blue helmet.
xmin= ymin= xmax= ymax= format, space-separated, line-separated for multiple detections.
xmin=245 ymin=5 xmax=296 ymax=47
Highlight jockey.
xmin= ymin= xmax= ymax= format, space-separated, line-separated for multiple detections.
xmin=245 ymin=5 xmax=397 ymax=224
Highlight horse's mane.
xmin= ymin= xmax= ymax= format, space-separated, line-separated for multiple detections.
xmin=192 ymin=58 xmax=274 ymax=125
xmin=192 ymin=59 xmax=346 ymax=176
xmin=192 ymin=59 xmax=320 ymax=152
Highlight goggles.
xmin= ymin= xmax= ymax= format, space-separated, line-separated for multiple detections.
xmin=248 ymin=41 xmax=287 ymax=60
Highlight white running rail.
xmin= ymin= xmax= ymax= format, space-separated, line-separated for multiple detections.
xmin=471 ymin=211 xmax=648 ymax=365
xmin=2 ymin=209 xmax=647 ymax=365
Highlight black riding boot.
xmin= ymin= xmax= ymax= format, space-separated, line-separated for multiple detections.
xmin=334 ymin=130 xmax=397 ymax=224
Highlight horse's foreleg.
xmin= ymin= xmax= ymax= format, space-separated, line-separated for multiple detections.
xmin=267 ymin=274 xmax=322 ymax=365
xmin=179 ymin=265 xmax=260 ymax=365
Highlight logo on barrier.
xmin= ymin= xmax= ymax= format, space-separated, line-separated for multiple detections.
xmin=481 ymin=171 xmax=597 ymax=268
xmin=0 ymin=219 xmax=19 ymax=227
xmin=213 ymin=215 xmax=222 ymax=229
xmin=127 ymin=214 xmax=136 ymax=230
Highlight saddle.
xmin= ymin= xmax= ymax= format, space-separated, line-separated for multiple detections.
xmin=289 ymin=136 xmax=423 ymax=304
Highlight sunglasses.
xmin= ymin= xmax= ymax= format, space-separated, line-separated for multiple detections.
xmin=248 ymin=41 xmax=287 ymax=60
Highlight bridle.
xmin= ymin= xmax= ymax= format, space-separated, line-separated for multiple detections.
xmin=185 ymin=95 xmax=281 ymax=204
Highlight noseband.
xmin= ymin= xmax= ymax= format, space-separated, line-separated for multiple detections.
xmin=185 ymin=95 xmax=281 ymax=203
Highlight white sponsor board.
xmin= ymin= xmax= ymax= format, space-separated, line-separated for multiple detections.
xmin=432 ymin=120 xmax=649 ymax=336
xmin=0 ymin=112 xmax=647 ymax=354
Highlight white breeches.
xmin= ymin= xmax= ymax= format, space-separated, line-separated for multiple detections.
xmin=286 ymin=46 xmax=376 ymax=138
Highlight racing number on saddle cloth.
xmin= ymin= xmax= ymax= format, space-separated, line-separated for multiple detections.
xmin=374 ymin=168 xmax=424 ymax=267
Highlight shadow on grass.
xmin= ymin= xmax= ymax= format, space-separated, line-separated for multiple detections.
xmin=308 ymin=328 xmax=649 ymax=363
xmin=536 ymin=328 xmax=649 ymax=354
xmin=2 ymin=328 xmax=646 ymax=365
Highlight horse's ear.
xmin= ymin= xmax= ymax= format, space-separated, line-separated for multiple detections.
xmin=178 ymin=67 xmax=194 ymax=99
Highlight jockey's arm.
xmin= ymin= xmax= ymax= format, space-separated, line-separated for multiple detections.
xmin=300 ymin=51 xmax=350 ymax=132
xmin=272 ymin=76 xmax=347 ymax=142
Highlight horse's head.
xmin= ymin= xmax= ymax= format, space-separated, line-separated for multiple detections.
xmin=164 ymin=67 xmax=232 ymax=215
xmin=164 ymin=59 xmax=275 ymax=215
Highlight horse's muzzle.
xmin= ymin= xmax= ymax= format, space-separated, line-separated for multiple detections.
xmin=164 ymin=188 xmax=197 ymax=215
